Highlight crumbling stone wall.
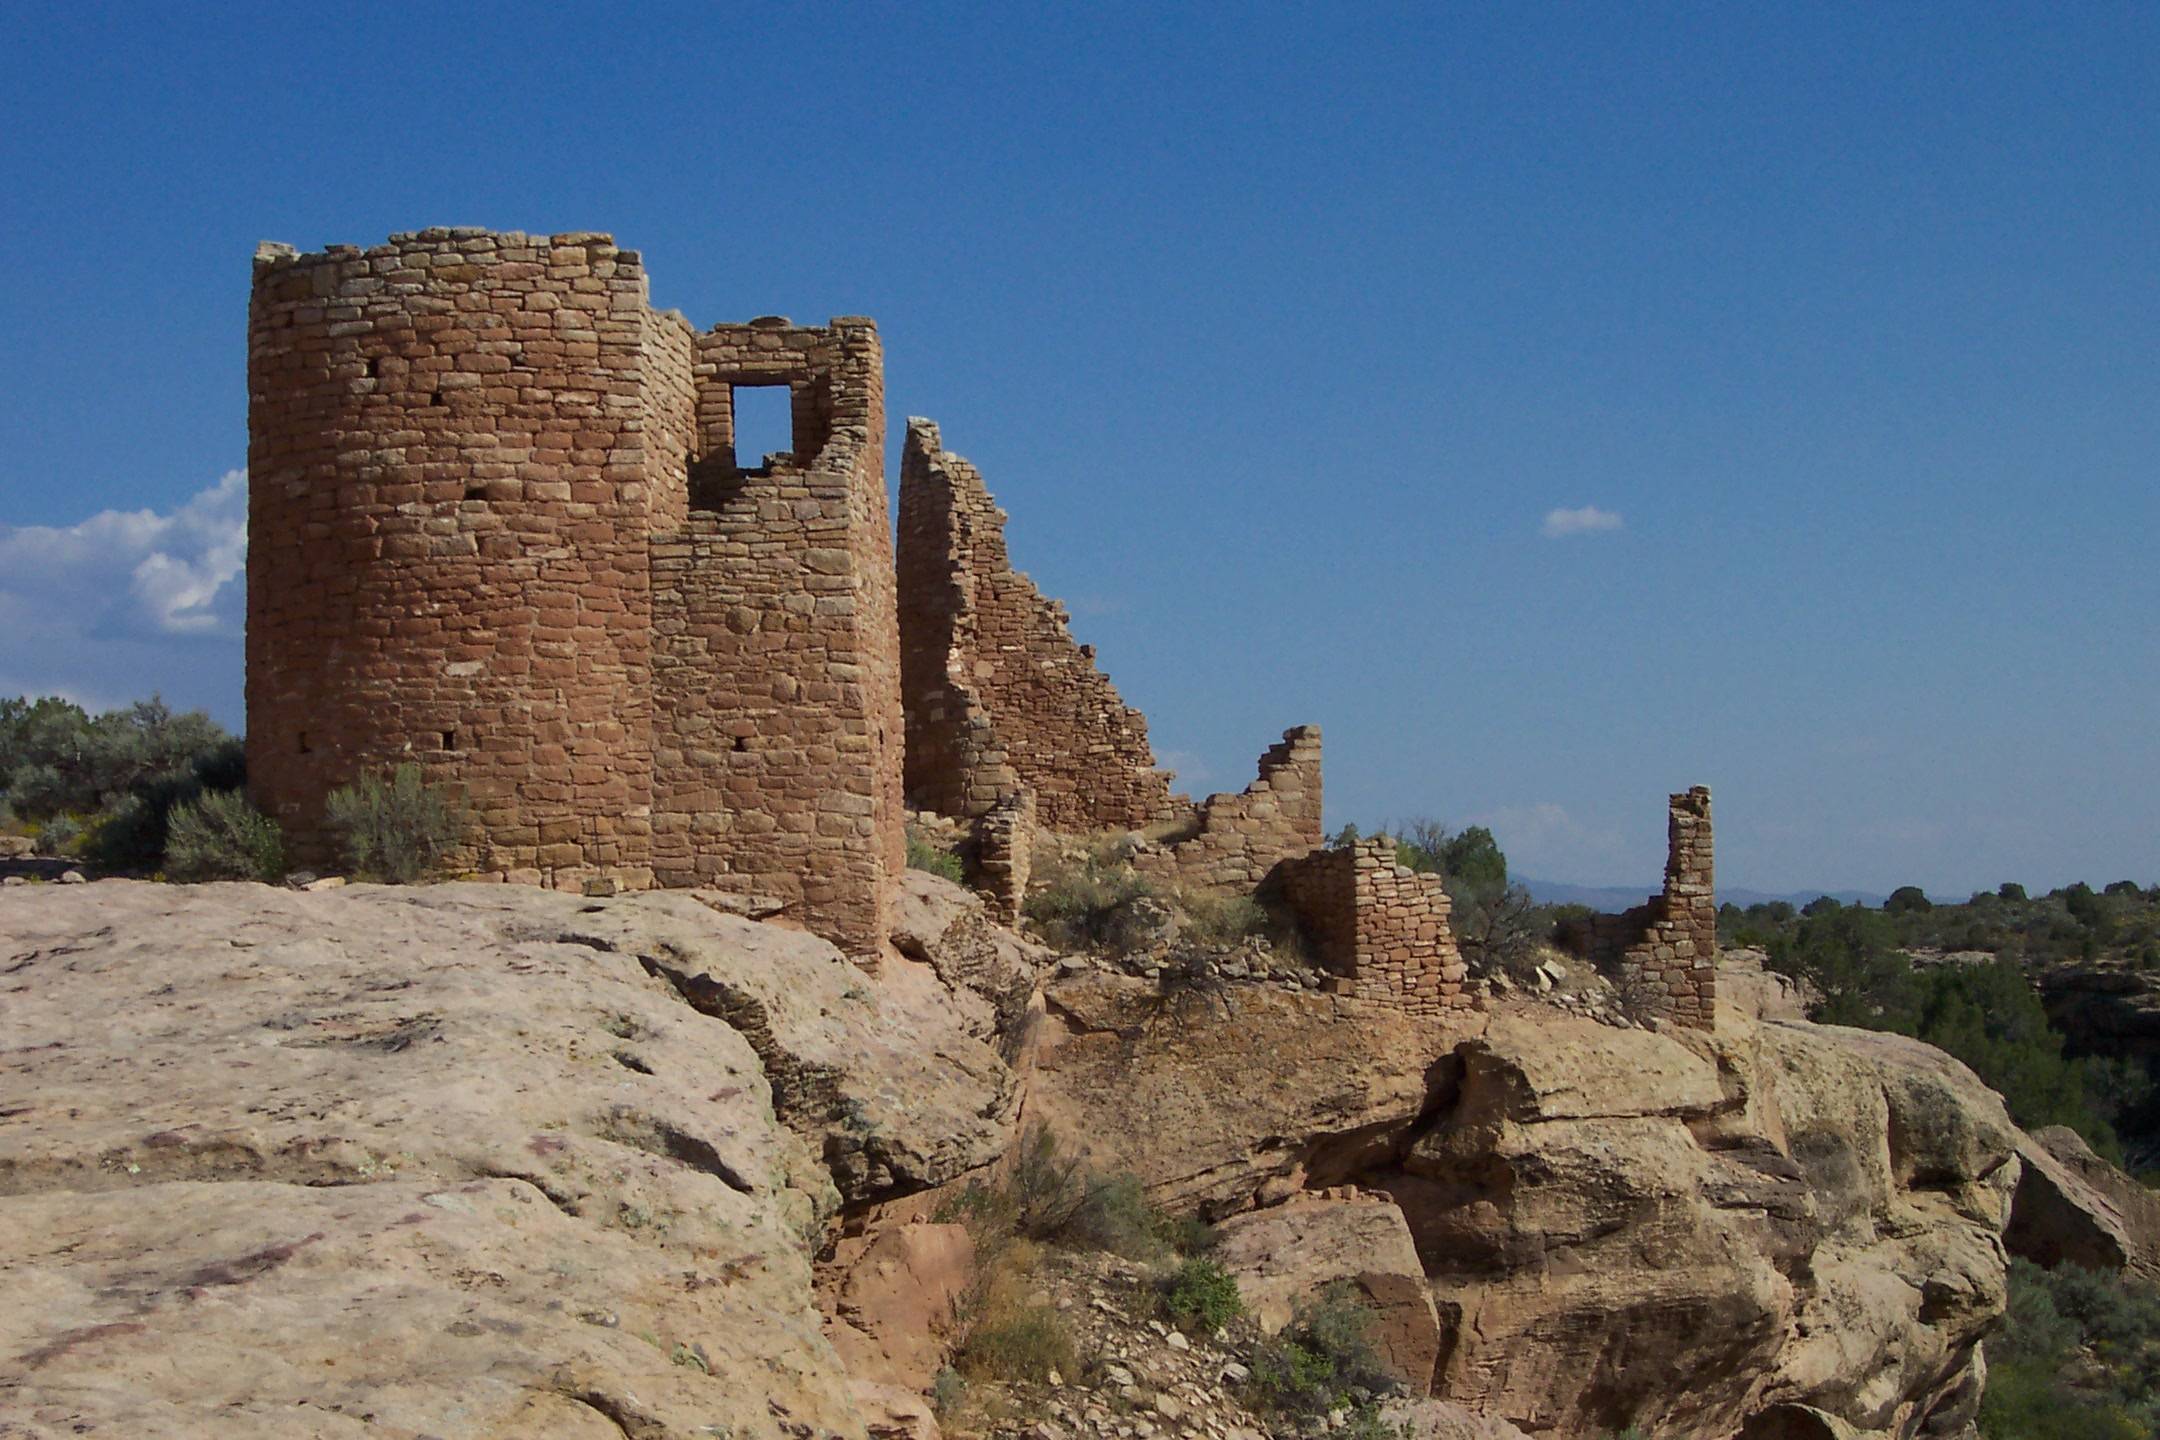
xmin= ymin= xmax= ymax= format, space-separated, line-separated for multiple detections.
xmin=1137 ymin=727 xmax=1325 ymax=894
xmin=248 ymin=231 xmax=901 ymax=959
xmin=1556 ymin=787 xmax=1717 ymax=1028
xmin=1277 ymin=839 xmax=1474 ymax=1017
xmin=896 ymin=419 xmax=1173 ymax=831
xmin=971 ymin=788 xmax=1035 ymax=925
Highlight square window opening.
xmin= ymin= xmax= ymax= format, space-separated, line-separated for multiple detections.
xmin=731 ymin=384 xmax=795 ymax=470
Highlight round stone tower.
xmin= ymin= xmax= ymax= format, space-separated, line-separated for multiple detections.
xmin=246 ymin=229 xmax=684 ymax=887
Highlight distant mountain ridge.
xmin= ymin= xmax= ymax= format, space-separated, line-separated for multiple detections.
xmin=1520 ymin=878 xmax=1889 ymax=910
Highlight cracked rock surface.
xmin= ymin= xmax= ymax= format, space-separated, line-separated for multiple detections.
xmin=1027 ymin=975 xmax=2019 ymax=1440
xmin=0 ymin=880 xmax=1013 ymax=1439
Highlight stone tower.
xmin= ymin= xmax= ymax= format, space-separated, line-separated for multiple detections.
xmin=246 ymin=229 xmax=902 ymax=958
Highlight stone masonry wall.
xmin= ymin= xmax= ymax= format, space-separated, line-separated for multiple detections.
xmin=896 ymin=419 xmax=1173 ymax=831
xmin=248 ymin=230 xmax=660 ymax=886
xmin=1137 ymin=727 xmax=1324 ymax=894
xmin=649 ymin=319 xmax=904 ymax=958
xmin=1277 ymin=839 xmax=1475 ymax=1017
xmin=971 ymin=788 xmax=1035 ymax=925
xmin=249 ymin=232 xmax=900 ymax=961
xmin=1556 ymin=787 xmax=1717 ymax=1028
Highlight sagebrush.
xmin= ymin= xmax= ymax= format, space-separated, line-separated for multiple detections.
xmin=164 ymin=789 xmax=285 ymax=882
xmin=324 ymin=765 xmax=469 ymax=883
xmin=936 ymin=1124 xmax=1211 ymax=1266
xmin=1024 ymin=853 xmax=1165 ymax=953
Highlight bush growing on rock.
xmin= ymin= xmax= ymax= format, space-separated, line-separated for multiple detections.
xmin=1243 ymin=1283 xmax=1398 ymax=1421
xmin=905 ymin=831 xmax=966 ymax=883
xmin=1023 ymin=852 xmax=1167 ymax=954
xmin=324 ymin=765 xmax=469 ymax=883
xmin=938 ymin=1124 xmax=1205 ymax=1265
xmin=950 ymin=1238 xmax=1078 ymax=1385
xmin=164 ymin=789 xmax=285 ymax=882
xmin=1163 ymin=1257 xmax=1243 ymax=1334
xmin=1178 ymin=890 xmax=1268 ymax=948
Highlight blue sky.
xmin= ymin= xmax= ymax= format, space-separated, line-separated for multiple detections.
xmin=2 ymin=5 xmax=2154 ymax=897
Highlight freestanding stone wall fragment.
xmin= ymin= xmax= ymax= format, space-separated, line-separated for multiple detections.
xmin=1137 ymin=727 xmax=1324 ymax=893
xmin=1557 ymin=786 xmax=1717 ymax=1028
xmin=247 ymin=230 xmax=901 ymax=959
xmin=971 ymin=788 xmax=1035 ymax=925
xmin=1276 ymin=838 xmax=1475 ymax=1017
xmin=896 ymin=419 xmax=1174 ymax=831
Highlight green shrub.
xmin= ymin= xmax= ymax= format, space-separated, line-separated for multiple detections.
xmin=906 ymin=832 xmax=966 ymax=883
xmin=1006 ymin=1123 xmax=1087 ymax=1238
xmin=1023 ymin=855 xmax=1165 ymax=954
xmin=1163 ymin=1258 xmax=1243 ymax=1333
xmin=32 ymin=813 xmax=82 ymax=857
xmin=165 ymin=789 xmax=285 ymax=882
xmin=1065 ymin=1171 xmax=1170 ymax=1260
xmin=324 ymin=765 xmax=469 ymax=883
xmin=1244 ymin=1284 xmax=1398 ymax=1419
xmin=937 ymin=1124 xmax=1201 ymax=1265
xmin=1180 ymin=891 xmax=1269 ymax=948
xmin=1157 ymin=1212 xmax=1220 ymax=1257
xmin=1979 ymin=1260 xmax=2160 ymax=1439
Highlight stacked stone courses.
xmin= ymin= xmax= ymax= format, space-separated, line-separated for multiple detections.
xmin=247 ymin=230 xmax=901 ymax=959
xmin=971 ymin=789 xmax=1036 ymax=925
xmin=1136 ymin=727 xmax=1324 ymax=894
xmin=897 ymin=419 xmax=1175 ymax=831
xmin=1277 ymin=839 xmax=1475 ymax=1016
xmin=650 ymin=317 xmax=905 ymax=957
xmin=1557 ymin=787 xmax=1717 ymax=1028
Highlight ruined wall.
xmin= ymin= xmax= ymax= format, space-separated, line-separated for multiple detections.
xmin=1277 ymin=839 xmax=1474 ymax=1017
xmin=1137 ymin=727 xmax=1324 ymax=894
xmin=896 ymin=419 xmax=1172 ymax=831
xmin=247 ymin=230 xmax=662 ymax=886
xmin=649 ymin=319 xmax=904 ymax=958
xmin=971 ymin=788 xmax=1035 ymax=925
xmin=1557 ymin=787 xmax=1717 ymax=1028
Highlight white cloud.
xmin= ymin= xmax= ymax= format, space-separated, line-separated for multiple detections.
xmin=1540 ymin=505 xmax=1624 ymax=538
xmin=0 ymin=472 xmax=247 ymax=720
xmin=0 ymin=470 xmax=246 ymax=636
